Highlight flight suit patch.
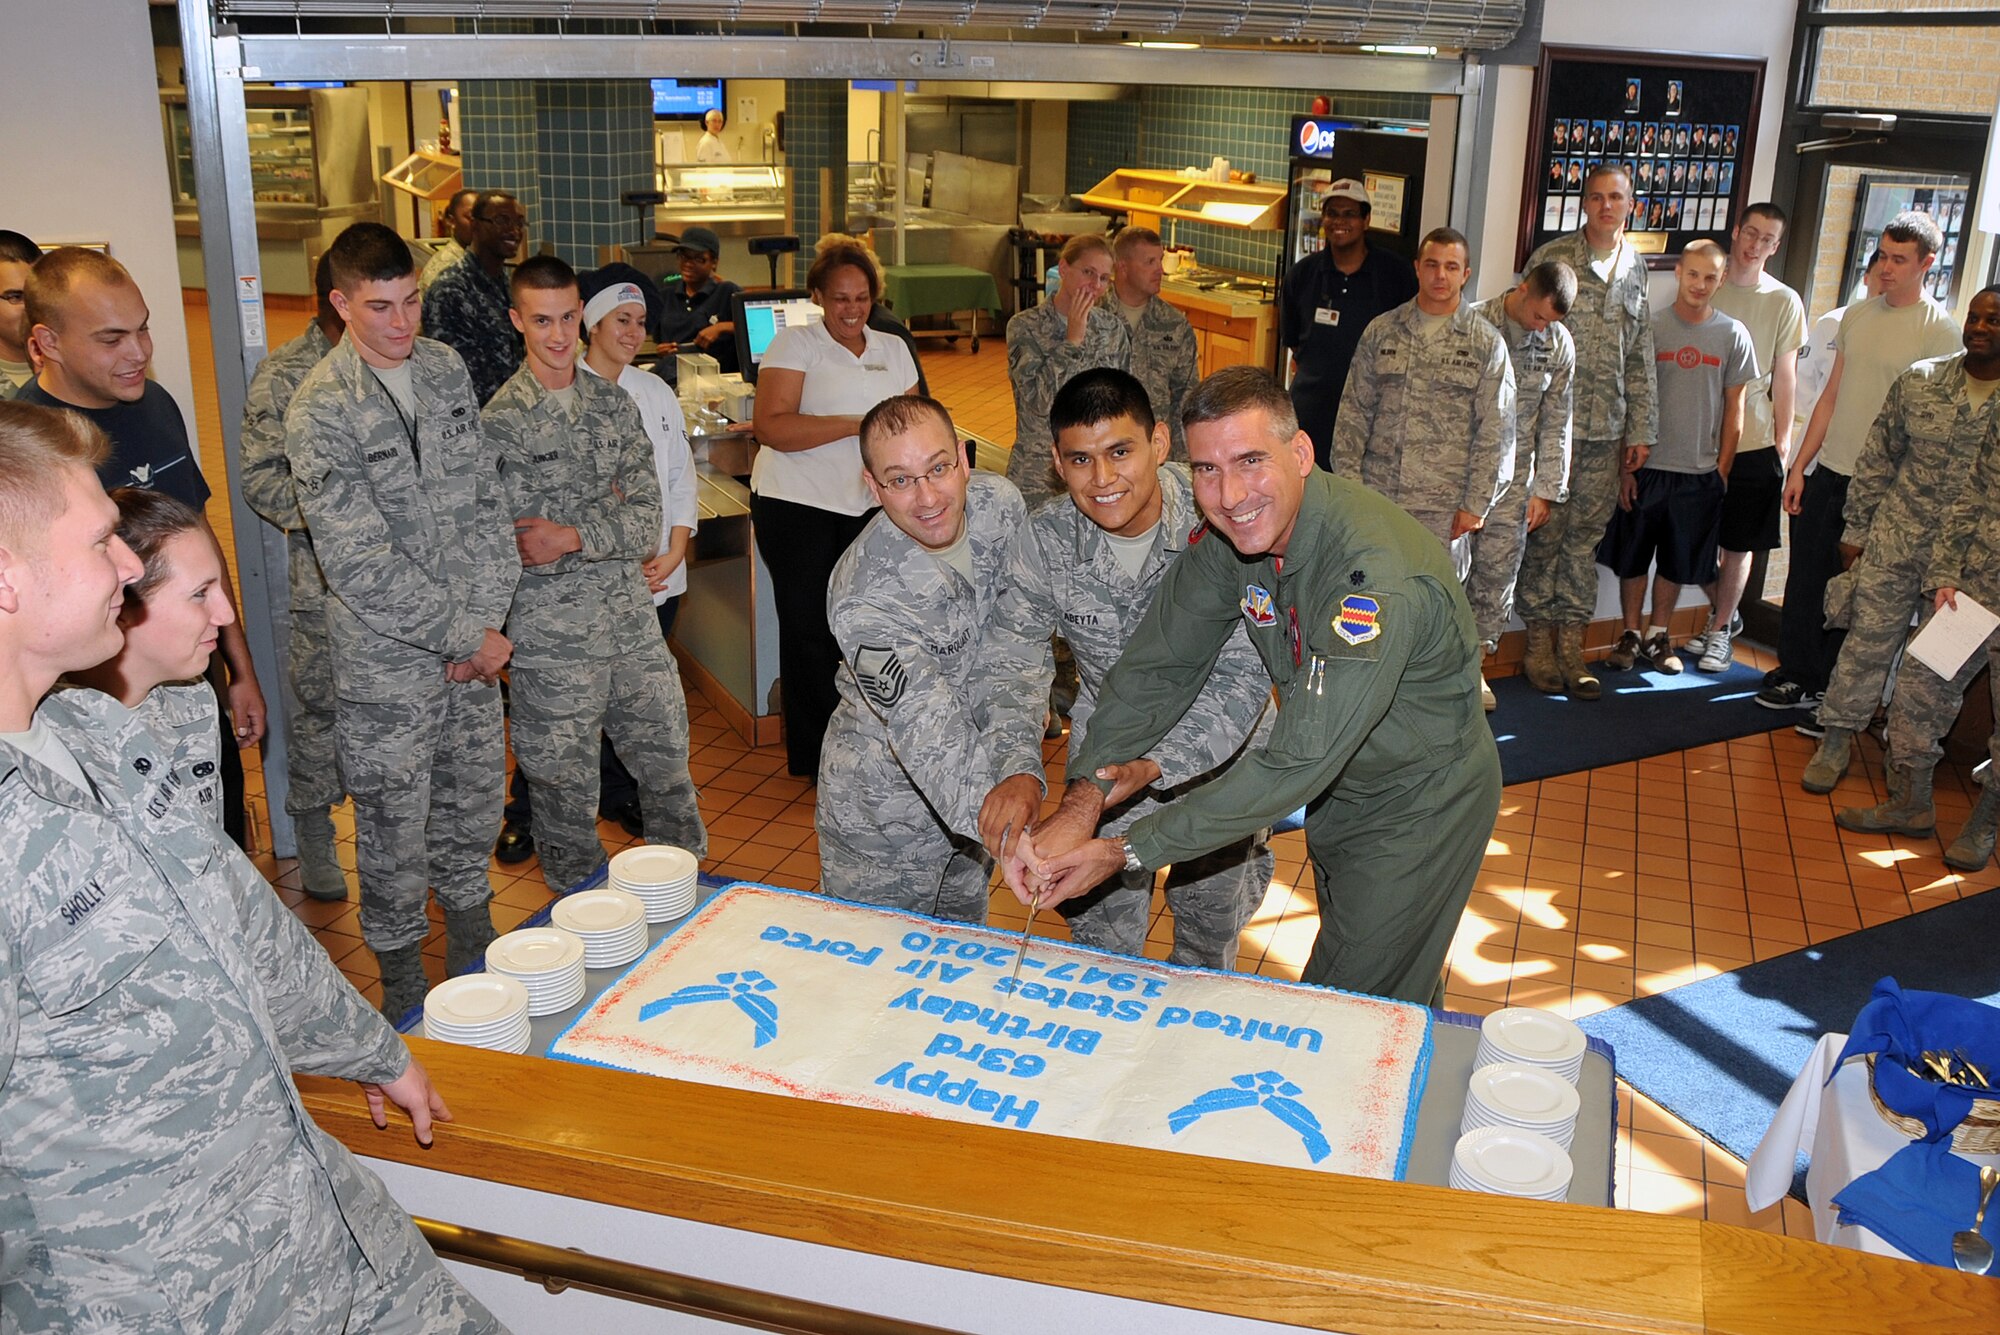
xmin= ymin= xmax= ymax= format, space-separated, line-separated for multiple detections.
xmin=1240 ymin=584 xmax=1276 ymax=627
xmin=1333 ymin=594 xmax=1382 ymax=645
xmin=853 ymin=645 xmax=907 ymax=709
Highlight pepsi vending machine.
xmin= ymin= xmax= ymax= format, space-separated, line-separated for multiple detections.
xmin=1278 ymin=116 xmax=1429 ymax=295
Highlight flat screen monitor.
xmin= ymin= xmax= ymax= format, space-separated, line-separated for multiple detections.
xmin=652 ymin=79 xmax=723 ymax=118
xmin=731 ymin=290 xmax=822 ymax=383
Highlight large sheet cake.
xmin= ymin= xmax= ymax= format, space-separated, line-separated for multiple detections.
xmin=551 ymin=884 xmax=1432 ymax=1180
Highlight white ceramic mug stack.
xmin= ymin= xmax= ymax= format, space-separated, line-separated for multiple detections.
xmin=550 ymin=887 xmax=649 ymax=970
xmin=607 ymin=845 xmax=700 ymax=924
xmin=1474 ymin=1006 xmax=1588 ymax=1085
xmin=422 ymin=974 xmax=532 ymax=1053
xmin=1461 ymin=1061 xmax=1583 ymax=1150
xmin=484 ymin=927 xmax=588 ymax=1017
xmin=1449 ymin=1125 xmax=1575 ymax=1201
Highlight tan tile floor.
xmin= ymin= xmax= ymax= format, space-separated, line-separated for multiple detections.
xmin=185 ymin=293 xmax=1998 ymax=1243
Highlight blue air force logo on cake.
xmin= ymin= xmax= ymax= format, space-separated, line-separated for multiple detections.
xmin=1240 ymin=584 xmax=1277 ymax=627
xmin=852 ymin=644 xmax=907 ymax=709
xmin=1334 ymin=594 xmax=1382 ymax=645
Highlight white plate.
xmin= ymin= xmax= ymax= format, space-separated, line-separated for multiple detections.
xmin=552 ymin=888 xmax=646 ymax=936
xmin=608 ymin=845 xmax=698 ymax=888
xmin=424 ymin=974 xmax=530 ymax=1028
xmin=524 ymin=979 xmax=588 ymax=1017
xmin=1468 ymin=1062 xmax=1582 ymax=1124
xmin=1480 ymin=1007 xmax=1587 ymax=1066
xmin=1453 ymin=1126 xmax=1573 ymax=1199
xmin=486 ymin=927 xmax=586 ymax=977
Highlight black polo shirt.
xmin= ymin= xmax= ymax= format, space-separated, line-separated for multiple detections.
xmin=1280 ymin=243 xmax=1418 ymax=468
xmin=657 ymin=275 xmax=743 ymax=376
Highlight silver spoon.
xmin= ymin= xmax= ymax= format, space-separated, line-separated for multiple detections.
xmin=1952 ymin=1165 xmax=1999 ymax=1274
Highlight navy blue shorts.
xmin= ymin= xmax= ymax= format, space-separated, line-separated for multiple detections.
xmin=1717 ymin=447 xmax=1784 ymax=553
xmin=1596 ymin=467 xmax=1724 ymax=585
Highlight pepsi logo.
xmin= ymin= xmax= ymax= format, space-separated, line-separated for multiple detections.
xmin=1298 ymin=120 xmax=1339 ymax=156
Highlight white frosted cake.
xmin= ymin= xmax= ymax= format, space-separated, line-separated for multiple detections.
xmin=551 ymin=884 xmax=1432 ymax=1180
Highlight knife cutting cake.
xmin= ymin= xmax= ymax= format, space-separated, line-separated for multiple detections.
xmin=551 ymin=883 xmax=1432 ymax=1180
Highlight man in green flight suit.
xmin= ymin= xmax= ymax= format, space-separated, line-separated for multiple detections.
xmin=1012 ymin=367 xmax=1501 ymax=1005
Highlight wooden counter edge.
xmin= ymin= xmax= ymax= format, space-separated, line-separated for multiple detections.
xmin=301 ymin=1043 xmax=1999 ymax=1335
xmin=307 ymin=1040 xmax=1697 ymax=1335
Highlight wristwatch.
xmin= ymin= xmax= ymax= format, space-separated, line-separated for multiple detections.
xmin=1116 ymin=837 xmax=1145 ymax=873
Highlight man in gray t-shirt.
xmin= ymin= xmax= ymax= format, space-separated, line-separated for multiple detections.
xmin=1597 ymin=242 xmax=1757 ymax=674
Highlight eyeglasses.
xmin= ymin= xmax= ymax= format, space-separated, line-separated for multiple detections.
xmin=876 ymin=460 xmax=958 ymax=492
xmin=473 ymin=212 xmax=525 ymax=227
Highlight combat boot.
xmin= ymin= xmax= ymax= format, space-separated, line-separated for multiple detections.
xmin=292 ymin=806 xmax=348 ymax=901
xmin=1557 ymin=623 xmax=1601 ymax=701
xmin=1944 ymin=780 xmax=2000 ymax=871
xmin=376 ymin=945 xmax=429 ymax=1023
xmin=1801 ymin=727 xmax=1854 ymax=795
xmin=443 ymin=902 xmax=498 ymax=977
xmin=1521 ymin=622 xmax=1565 ymax=695
xmin=1836 ymin=763 xmax=1936 ymax=838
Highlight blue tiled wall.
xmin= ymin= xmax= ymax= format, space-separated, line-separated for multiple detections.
xmin=1067 ymin=86 xmax=1432 ymax=277
xmin=461 ymin=80 xmax=542 ymax=230
xmin=533 ymin=80 xmax=655 ymax=267
xmin=785 ymin=79 xmax=848 ymax=247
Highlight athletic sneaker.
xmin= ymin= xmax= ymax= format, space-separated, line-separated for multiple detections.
xmin=1756 ymin=679 xmax=1822 ymax=711
xmin=1795 ymin=707 xmax=1826 ymax=740
xmin=1696 ymin=622 xmax=1735 ymax=673
xmin=1605 ymin=629 xmax=1643 ymax=672
xmin=1685 ymin=610 xmax=1743 ymax=658
xmin=1642 ymin=629 xmax=1683 ymax=675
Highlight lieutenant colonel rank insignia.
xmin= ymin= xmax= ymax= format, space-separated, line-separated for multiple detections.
xmin=1240 ymin=584 xmax=1277 ymax=627
xmin=1333 ymin=594 xmax=1382 ymax=645
xmin=852 ymin=645 xmax=907 ymax=709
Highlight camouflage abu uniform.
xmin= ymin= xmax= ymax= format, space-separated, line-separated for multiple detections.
xmin=1466 ymin=292 xmax=1576 ymax=645
xmin=995 ymin=466 xmax=1275 ymax=968
xmin=818 ymin=472 xmax=1045 ymax=921
xmin=1820 ymin=352 xmax=1999 ymax=735
xmin=484 ymin=364 xmax=707 ymax=892
xmin=1514 ymin=231 xmax=1658 ymax=625
xmin=1006 ymin=301 xmax=1132 ymax=502
xmin=0 ymin=687 xmax=500 ymax=1334
xmin=1330 ymin=299 xmax=1517 ymax=574
xmin=1867 ymin=373 xmax=2000 ymax=776
xmin=240 ymin=320 xmax=344 ymax=818
xmin=285 ymin=336 xmax=521 ymax=955
xmin=1121 ymin=295 xmax=1201 ymax=462
xmin=421 ymin=253 xmax=523 ymax=406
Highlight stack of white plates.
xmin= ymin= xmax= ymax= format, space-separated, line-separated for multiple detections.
xmin=421 ymin=974 xmax=531 ymax=1054
xmin=550 ymin=887 xmax=649 ymax=969
xmin=1461 ymin=1061 xmax=1583 ymax=1150
xmin=484 ymin=927 xmax=588 ymax=1017
xmin=1475 ymin=1006 xmax=1588 ymax=1085
xmin=1449 ymin=1126 xmax=1574 ymax=1201
xmin=608 ymin=845 xmax=700 ymax=924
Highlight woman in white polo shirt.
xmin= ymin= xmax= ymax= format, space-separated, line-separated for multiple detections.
xmin=751 ymin=240 xmax=919 ymax=776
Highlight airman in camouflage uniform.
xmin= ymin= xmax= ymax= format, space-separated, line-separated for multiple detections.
xmin=1006 ymin=268 xmax=1132 ymax=502
xmin=1123 ymin=294 xmax=1201 ymax=461
xmin=1516 ymin=192 xmax=1659 ymax=698
xmin=1469 ymin=271 xmax=1577 ymax=665
xmin=241 ymin=311 xmax=350 ymax=900
xmin=1331 ymin=298 xmax=1515 ymax=565
xmin=287 ymin=307 xmax=519 ymax=1018
xmin=820 ymin=449 xmax=1044 ymax=923
xmin=484 ymin=349 xmax=707 ymax=895
xmin=1110 ymin=228 xmax=1202 ymax=462
xmin=1805 ymin=340 xmax=2000 ymax=794
xmin=997 ymin=459 xmax=1274 ymax=969
xmin=1839 ymin=384 xmax=2000 ymax=869
xmin=1 ymin=687 xmax=501 ymax=1335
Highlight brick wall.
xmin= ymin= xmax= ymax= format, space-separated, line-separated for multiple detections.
xmin=1811 ymin=23 xmax=2000 ymax=115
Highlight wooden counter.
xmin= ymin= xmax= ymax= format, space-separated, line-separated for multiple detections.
xmin=301 ymin=1039 xmax=2000 ymax=1334
xmin=1157 ymin=278 xmax=1278 ymax=376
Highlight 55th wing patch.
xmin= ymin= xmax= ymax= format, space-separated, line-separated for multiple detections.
xmin=1333 ymin=594 xmax=1382 ymax=645
xmin=852 ymin=645 xmax=908 ymax=709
